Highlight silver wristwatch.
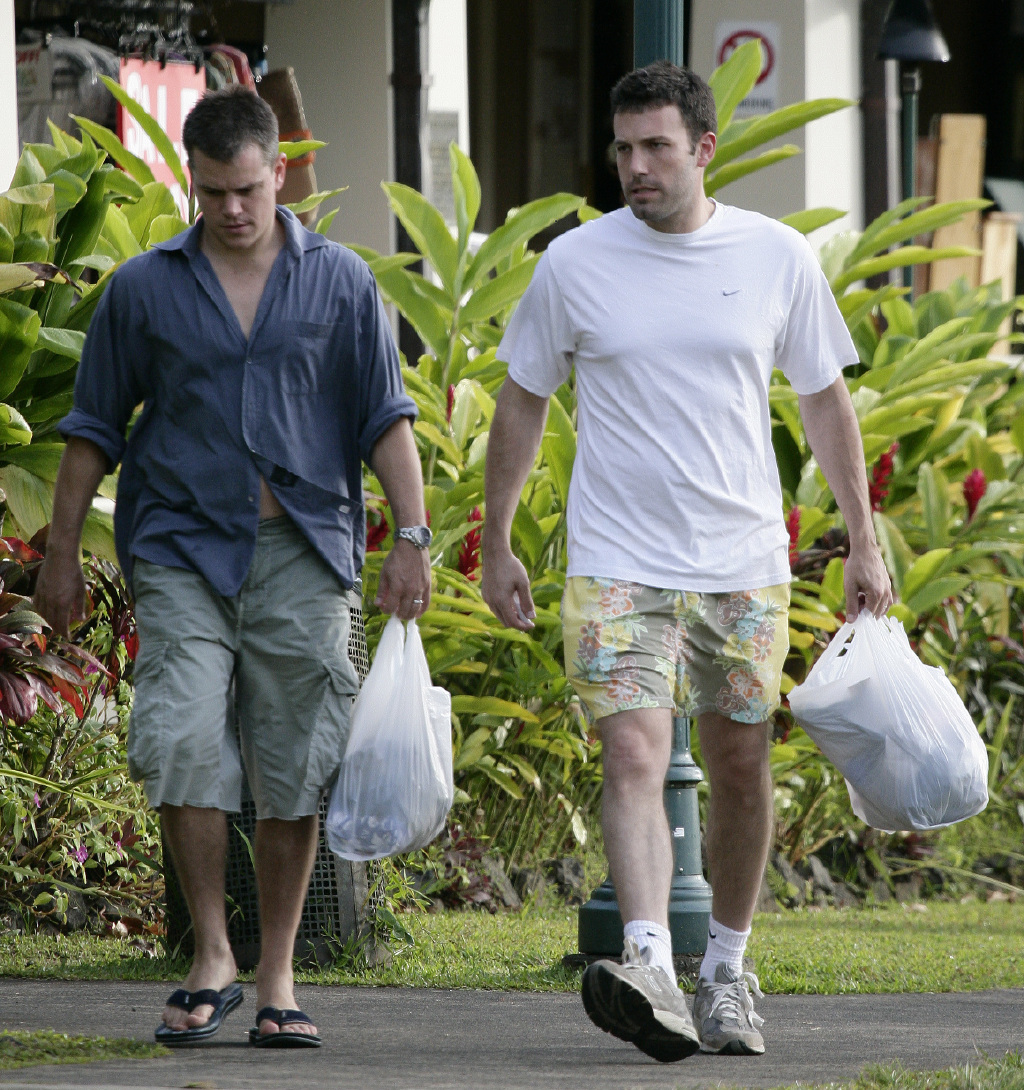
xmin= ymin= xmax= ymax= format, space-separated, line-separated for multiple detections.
xmin=394 ymin=525 xmax=432 ymax=549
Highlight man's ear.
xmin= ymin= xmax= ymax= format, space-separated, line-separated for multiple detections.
xmin=273 ymin=152 xmax=288 ymax=194
xmin=695 ymin=131 xmax=717 ymax=169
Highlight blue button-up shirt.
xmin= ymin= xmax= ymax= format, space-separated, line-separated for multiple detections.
xmin=59 ymin=207 xmax=417 ymax=596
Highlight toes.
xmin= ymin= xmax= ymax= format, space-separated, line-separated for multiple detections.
xmin=186 ymin=1005 xmax=214 ymax=1028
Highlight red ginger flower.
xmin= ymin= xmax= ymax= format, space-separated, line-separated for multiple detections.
xmin=458 ymin=507 xmax=483 ymax=580
xmin=366 ymin=501 xmax=390 ymax=552
xmin=964 ymin=468 xmax=987 ymax=521
xmin=786 ymin=507 xmax=800 ymax=568
xmin=869 ymin=443 xmax=899 ymax=511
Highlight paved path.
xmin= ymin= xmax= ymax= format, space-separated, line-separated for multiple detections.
xmin=1 ymin=979 xmax=1022 ymax=1089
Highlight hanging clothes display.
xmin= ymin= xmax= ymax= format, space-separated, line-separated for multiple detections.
xmin=16 ymin=30 xmax=120 ymax=146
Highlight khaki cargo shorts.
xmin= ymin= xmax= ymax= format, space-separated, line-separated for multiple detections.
xmin=127 ymin=517 xmax=360 ymax=819
xmin=561 ymin=576 xmax=790 ymax=725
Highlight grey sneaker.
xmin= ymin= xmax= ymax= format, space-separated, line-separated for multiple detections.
xmin=692 ymin=962 xmax=766 ymax=1054
xmin=581 ymin=937 xmax=700 ymax=1063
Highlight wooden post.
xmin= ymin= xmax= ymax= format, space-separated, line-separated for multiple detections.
xmin=980 ymin=212 xmax=1021 ymax=357
xmin=930 ymin=114 xmax=987 ymax=292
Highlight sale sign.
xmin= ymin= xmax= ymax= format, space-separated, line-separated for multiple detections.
xmin=118 ymin=58 xmax=206 ymax=216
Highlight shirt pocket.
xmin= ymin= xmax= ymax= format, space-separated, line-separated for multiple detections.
xmin=267 ymin=320 xmax=337 ymax=393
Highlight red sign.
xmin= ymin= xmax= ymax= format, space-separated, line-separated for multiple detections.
xmin=717 ymin=29 xmax=775 ymax=86
xmin=118 ymin=58 xmax=206 ymax=216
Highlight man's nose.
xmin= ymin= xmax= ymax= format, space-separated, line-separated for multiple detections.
xmin=223 ymin=193 xmax=244 ymax=217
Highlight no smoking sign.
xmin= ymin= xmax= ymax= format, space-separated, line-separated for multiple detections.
xmin=713 ymin=20 xmax=781 ymax=116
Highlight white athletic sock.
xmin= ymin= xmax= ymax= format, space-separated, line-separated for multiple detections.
xmin=623 ymin=919 xmax=676 ymax=985
xmin=699 ymin=915 xmax=750 ymax=982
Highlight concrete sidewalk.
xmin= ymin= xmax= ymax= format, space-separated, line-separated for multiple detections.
xmin=1 ymin=978 xmax=1022 ymax=1089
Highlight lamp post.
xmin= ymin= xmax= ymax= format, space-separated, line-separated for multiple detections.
xmin=876 ymin=0 xmax=950 ymax=289
xmin=577 ymin=0 xmax=714 ymax=963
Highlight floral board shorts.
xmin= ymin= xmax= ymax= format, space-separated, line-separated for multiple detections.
xmin=561 ymin=577 xmax=791 ymax=725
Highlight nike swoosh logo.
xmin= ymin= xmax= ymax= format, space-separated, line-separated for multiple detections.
xmin=722 ymin=289 xmax=741 ymax=296
xmin=708 ymin=930 xmax=717 ymax=939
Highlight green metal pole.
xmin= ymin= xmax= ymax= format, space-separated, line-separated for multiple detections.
xmin=577 ymin=0 xmax=713 ymax=962
xmin=901 ymin=66 xmax=920 ymax=291
xmin=633 ymin=0 xmax=685 ymax=67
xmin=578 ymin=716 xmax=712 ymax=956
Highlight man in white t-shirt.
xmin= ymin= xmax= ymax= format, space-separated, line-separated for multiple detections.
xmin=481 ymin=62 xmax=891 ymax=1063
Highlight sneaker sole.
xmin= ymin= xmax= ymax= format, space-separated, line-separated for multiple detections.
xmin=699 ymin=1036 xmax=765 ymax=1056
xmin=581 ymin=963 xmax=700 ymax=1064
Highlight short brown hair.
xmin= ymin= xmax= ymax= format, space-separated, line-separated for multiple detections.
xmin=182 ymin=86 xmax=279 ymax=164
xmin=610 ymin=61 xmax=717 ymax=149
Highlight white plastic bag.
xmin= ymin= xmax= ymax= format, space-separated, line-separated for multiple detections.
xmin=788 ymin=612 xmax=988 ymax=832
xmin=326 ymin=616 xmax=453 ymax=860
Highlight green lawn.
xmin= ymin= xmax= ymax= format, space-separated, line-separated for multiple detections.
xmin=0 ymin=1030 xmax=167 ymax=1071
xmin=2 ymin=901 xmax=1023 ymax=995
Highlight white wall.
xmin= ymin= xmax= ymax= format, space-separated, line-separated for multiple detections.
xmin=264 ymin=0 xmax=393 ymax=254
xmin=805 ymin=0 xmax=863 ymax=242
xmin=0 ymin=0 xmax=18 ymax=189
xmin=428 ymin=0 xmax=469 ymax=151
xmin=689 ymin=0 xmax=863 ymax=240
xmin=690 ymin=0 xmax=807 ymax=221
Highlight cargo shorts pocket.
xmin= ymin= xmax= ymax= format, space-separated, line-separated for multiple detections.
xmin=302 ymin=652 xmax=360 ymax=798
xmin=126 ymin=636 xmax=169 ymax=783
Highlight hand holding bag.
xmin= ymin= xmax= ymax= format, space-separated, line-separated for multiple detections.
xmin=787 ymin=611 xmax=988 ymax=832
xmin=326 ymin=616 xmax=453 ymax=860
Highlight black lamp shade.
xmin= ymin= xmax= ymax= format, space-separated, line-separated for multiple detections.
xmin=876 ymin=0 xmax=950 ymax=63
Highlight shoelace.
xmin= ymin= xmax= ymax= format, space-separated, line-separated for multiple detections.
xmin=706 ymin=972 xmax=765 ymax=1030
xmin=621 ymin=937 xmax=649 ymax=966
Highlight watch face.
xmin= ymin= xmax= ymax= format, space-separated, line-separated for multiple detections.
xmin=399 ymin=526 xmax=432 ymax=548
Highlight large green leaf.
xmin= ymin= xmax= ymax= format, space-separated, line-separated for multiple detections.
xmin=382 ymin=181 xmax=458 ymax=294
xmin=780 ymin=207 xmax=847 ymax=236
xmin=0 ymin=298 xmax=41 ymax=400
xmin=280 ymin=139 xmax=326 ymax=161
xmin=73 ymin=115 xmax=156 ymax=185
xmin=124 ymin=182 xmax=178 ymax=248
xmin=710 ymin=98 xmax=854 ymax=171
xmin=450 ymin=143 xmax=481 ymax=253
xmin=705 ymin=146 xmax=799 ymax=196
xmin=459 ymin=255 xmax=539 ymax=326
xmin=0 ymin=404 xmax=32 ymax=446
xmin=372 ymin=264 xmax=451 ymax=358
xmin=0 ymin=184 xmax=56 ymax=244
xmin=147 ymin=213 xmax=187 ymax=245
xmin=831 ymin=246 xmax=979 ymax=294
xmin=0 ymin=464 xmax=50 ymax=537
xmin=55 ymin=169 xmax=114 ymax=269
xmin=708 ymin=39 xmax=762 ymax=132
xmin=464 ymin=193 xmax=584 ymax=291
xmin=845 ymin=199 xmax=991 ymax=264
xmin=917 ymin=462 xmax=951 ymax=549
xmin=542 ymin=393 xmax=576 ymax=509
xmin=283 ymin=187 xmax=348 ymax=216
xmin=99 ymin=75 xmax=188 ymax=193
xmin=44 ymin=169 xmax=88 ymax=219
xmin=450 ymin=695 xmax=540 ymax=723
xmin=99 ymin=205 xmax=143 ymax=263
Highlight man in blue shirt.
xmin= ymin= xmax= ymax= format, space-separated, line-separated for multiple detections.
xmin=34 ymin=87 xmax=432 ymax=1048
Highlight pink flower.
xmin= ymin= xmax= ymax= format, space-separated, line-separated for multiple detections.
xmin=786 ymin=507 xmax=800 ymax=567
xmin=71 ymin=844 xmax=88 ymax=864
xmin=869 ymin=443 xmax=899 ymax=511
xmin=457 ymin=507 xmax=483 ymax=580
xmin=964 ymin=469 xmax=987 ymax=521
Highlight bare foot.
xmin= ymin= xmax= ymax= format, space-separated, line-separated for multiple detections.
xmin=162 ymin=945 xmax=238 ymax=1031
xmin=254 ymin=967 xmax=318 ymax=1040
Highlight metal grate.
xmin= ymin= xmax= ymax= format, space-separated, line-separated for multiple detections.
xmin=164 ymin=583 xmax=373 ymax=968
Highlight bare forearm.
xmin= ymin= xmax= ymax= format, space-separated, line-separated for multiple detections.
xmin=799 ymin=377 xmax=876 ymax=546
xmin=48 ymin=437 xmax=109 ymax=557
xmin=369 ymin=417 xmax=426 ymax=528
xmin=481 ymin=378 xmax=549 ymax=557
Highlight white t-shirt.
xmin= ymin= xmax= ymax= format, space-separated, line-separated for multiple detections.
xmin=496 ymin=202 xmax=858 ymax=592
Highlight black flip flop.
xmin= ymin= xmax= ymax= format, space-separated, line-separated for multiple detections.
xmin=154 ymin=983 xmax=243 ymax=1045
xmin=248 ymin=1006 xmax=322 ymax=1048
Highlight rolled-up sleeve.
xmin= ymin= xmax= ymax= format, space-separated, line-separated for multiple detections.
xmin=58 ymin=271 xmax=143 ymax=471
xmin=356 ymin=273 xmax=417 ymax=463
